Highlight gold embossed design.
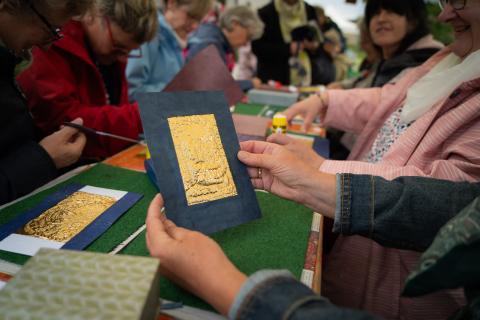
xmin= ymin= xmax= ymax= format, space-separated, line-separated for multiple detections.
xmin=168 ymin=114 xmax=237 ymax=205
xmin=21 ymin=191 xmax=116 ymax=242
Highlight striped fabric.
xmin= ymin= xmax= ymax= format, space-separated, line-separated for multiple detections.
xmin=319 ymin=48 xmax=480 ymax=319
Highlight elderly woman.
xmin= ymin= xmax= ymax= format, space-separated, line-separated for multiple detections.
xmin=17 ymin=0 xmax=158 ymax=159
xmin=126 ymin=0 xmax=213 ymax=102
xmin=0 ymin=0 xmax=91 ymax=205
xmin=186 ymin=6 xmax=264 ymax=71
xmin=269 ymin=0 xmax=480 ymax=318
xmin=146 ymin=0 xmax=480 ymax=319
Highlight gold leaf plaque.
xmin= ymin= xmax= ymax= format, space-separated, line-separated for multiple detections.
xmin=21 ymin=191 xmax=116 ymax=242
xmin=168 ymin=114 xmax=238 ymax=205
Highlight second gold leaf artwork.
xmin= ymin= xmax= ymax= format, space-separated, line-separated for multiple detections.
xmin=20 ymin=191 xmax=116 ymax=242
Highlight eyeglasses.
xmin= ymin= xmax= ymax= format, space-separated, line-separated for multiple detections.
xmin=105 ymin=16 xmax=142 ymax=58
xmin=29 ymin=3 xmax=63 ymax=42
xmin=438 ymin=0 xmax=467 ymax=10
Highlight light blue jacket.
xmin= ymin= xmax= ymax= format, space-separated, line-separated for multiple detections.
xmin=126 ymin=12 xmax=183 ymax=102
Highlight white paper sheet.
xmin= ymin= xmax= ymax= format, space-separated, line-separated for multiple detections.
xmin=0 ymin=234 xmax=63 ymax=256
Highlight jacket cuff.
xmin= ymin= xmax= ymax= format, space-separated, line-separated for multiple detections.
xmin=335 ymin=174 xmax=376 ymax=237
xmin=229 ymin=270 xmax=329 ymax=320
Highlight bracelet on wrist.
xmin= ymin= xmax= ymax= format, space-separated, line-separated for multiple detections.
xmin=315 ymin=91 xmax=327 ymax=108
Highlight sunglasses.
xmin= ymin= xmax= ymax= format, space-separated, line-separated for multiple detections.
xmin=105 ymin=16 xmax=142 ymax=58
xmin=438 ymin=0 xmax=467 ymax=10
xmin=29 ymin=3 xmax=63 ymax=42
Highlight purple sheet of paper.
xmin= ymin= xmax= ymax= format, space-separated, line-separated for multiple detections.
xmin=163 ymin=45 xmax=244 ymax=106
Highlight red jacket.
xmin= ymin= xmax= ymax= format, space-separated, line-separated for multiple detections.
xmin=17 ymin=21 xmax=142 ymax=159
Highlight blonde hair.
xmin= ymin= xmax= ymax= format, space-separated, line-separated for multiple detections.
xmin=97 ymin=0 xmax=158 ymax=43
xmin=1 ymin=0 xmax=93 ymax=17
xmin=219 ymin=6 xmax=264 ymax=41
xmin=164 ymin=0 xmax=213 ymax=21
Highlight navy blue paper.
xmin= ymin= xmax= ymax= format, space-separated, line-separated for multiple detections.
xmin=313 ymin=138 xmax=330 ymax=159
xmin=0 ymin=184 xmax=142 ymax=250
xmin=137 ymin=91 xmax=262 ymax=234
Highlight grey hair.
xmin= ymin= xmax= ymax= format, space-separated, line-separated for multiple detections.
xmin=219 ymin=6 xmax=264 ymax=41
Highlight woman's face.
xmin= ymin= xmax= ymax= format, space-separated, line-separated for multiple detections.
xmin=369 ymin=9 xmax=410 ymax=58
xmin=83 ymin=14 xmax=141 ymax=65
xmin=165 ymin=3 xmax=199 ymax=38
xmin=223 ymin=22 xmax=250 ymax=49
xmin=438 ymin=0 xmax=480 ymax=58
xmin=0 ymin=4 xmax=68 ymax=56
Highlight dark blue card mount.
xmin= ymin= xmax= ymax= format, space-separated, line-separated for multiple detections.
xmin=137 ymin=91 xmax=262 ymax=235
xmin=0 ymin=183 xmax=142 ymax=252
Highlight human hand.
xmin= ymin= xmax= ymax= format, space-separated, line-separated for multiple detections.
xmin=146 ymin=195 xmax=247 ymax=315
xmin=283 ymin=94 xmax=325 ymax=132
xmin=238 ymin=141 xmax=336 ymax=217
xmin=39 ymin=118 xmax=86 ymax=169
xmin=267 ymin=133 xmax=325 ymax=169
xmin=238 ymin=140 xmax=319 ymax=204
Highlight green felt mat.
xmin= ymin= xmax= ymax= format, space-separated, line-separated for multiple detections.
xmin=234 ymin=103 xmax=287 ymax=117
xmin=0 ymin=164 xmax=312 ymax=310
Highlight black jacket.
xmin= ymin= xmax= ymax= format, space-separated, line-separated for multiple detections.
xmin=0 ymin=46 xmax=57 ymax=205
xmin=372 ymin=47 xmax=441 ymax=87
xmin=252 ymin=1 xmax=317 ymax=84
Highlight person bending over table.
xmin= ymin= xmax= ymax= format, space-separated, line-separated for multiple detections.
xmin=126 ymin=0 xmax=213 ymax=102
xmin=0 ymin=0 xmax=92 ymax=205
xmin=145 ymin=140 xmax=480 ymax=319
xmin=17 ymin=0 xmax=158 ymax=159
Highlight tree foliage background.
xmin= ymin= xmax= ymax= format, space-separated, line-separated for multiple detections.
xmin=426 ymin=2 xmax=453 ymax=44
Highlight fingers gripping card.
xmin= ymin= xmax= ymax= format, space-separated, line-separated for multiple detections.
xmin=137 ymin=91 xmax=261 ymax=234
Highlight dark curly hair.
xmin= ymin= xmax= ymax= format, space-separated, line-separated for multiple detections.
xmin=365 ymin=0 xmax=430 ymax=56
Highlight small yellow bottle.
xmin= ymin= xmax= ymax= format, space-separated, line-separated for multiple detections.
xmin=272 ymin=114 xmax=288 ymax=134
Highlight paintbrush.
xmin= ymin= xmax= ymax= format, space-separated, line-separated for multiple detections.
xmin=63 ymin=122 xmax=143 ymax=144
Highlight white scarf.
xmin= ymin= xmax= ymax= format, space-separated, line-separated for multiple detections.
xmin=401 ymin=49 xmax=480 ymax=124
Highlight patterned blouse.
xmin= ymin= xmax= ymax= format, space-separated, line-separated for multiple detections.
xmin=363 ymin=107 xmax=414 ymax=163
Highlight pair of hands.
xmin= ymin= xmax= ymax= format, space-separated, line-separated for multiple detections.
xmin=39 ymin=118 xmax=86 ymax=169
xmin=146 ymin=139 xmax=336 ymax=315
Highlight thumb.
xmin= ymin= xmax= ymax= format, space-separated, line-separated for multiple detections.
xmin=267 ymin=133 xmax=291 ymax=146
xmin=71 ymin=118 xmax=83 ymax=126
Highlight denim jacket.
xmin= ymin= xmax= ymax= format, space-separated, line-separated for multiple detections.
xmin=126 ymin=12 xmax=183 ymax=102
xmin=334 ymin=174 xmax=480 ymax=251
xmin=229 ymin=175 xmax=480 ymax=319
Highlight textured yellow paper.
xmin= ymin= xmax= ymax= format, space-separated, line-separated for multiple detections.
xmin=168 ymin=114 xmax=237 ymax=205
xmin=21 ymin=191 xmax=116 ymax=242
